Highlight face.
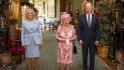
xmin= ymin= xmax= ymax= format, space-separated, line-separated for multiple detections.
xmin=63 ymin=17 xmax=71 ymax=24
xmin=26 ymin=10 xmax=34 ymax=20
xmin=84 ymin=3 xmax=93 ymax=14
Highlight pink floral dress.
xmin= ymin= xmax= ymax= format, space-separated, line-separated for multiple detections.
xmin=56 ymin=24 xmax=76 ymax=64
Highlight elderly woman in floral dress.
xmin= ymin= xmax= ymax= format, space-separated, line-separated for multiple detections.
xmin=56 ymin=13 xmax=76 ymax=70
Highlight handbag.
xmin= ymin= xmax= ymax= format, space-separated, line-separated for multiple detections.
xmin=9 ymin=41 xmax=25 ymax=55
xmin=17 ymin=46 xmax=25 ymax=54
xmin=73 ymin=46 xmax=77 ymax=54
xmin=10 ymin=47 xmax=17 ymax=55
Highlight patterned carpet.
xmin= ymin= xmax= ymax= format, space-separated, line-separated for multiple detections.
xmin=16 ymin=31 xmax=112 ymax=70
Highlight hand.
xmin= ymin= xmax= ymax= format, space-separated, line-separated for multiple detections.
xmin=37 ymin=44 xmax=42 ymax=48
xmin=79 ymin=40 xmax=84 ymax=45
xmin=95 ymin=41 xmax=99 ymax=46
xmin=37 ymin=44 xmax=41 ymax=46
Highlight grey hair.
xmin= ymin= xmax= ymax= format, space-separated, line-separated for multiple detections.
xmin=83 ymin=2 xmax=93 ymax=8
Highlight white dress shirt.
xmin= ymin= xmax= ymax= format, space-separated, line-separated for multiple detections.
xmin=86 ymin=14 xmax=92 ymax=27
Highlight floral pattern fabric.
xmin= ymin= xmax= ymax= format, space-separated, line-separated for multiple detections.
xmin=56 ymin=25 xmax=76 ymax=64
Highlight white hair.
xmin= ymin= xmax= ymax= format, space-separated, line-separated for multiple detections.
xmin=84 ymin=2 xmax=93 ymax=8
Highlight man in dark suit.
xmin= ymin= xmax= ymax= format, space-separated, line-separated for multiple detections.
xmin=78 ymin=2 xmax=100 ymax=70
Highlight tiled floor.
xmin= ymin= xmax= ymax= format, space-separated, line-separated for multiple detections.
xmin=16 ymin=31 xmax=113 ymax=70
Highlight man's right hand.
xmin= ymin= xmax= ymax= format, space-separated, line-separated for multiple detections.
xmin=79 ymin=40 xmax=84 ymax=45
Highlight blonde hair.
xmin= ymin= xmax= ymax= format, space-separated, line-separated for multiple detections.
xmin=25 ymin=8 xmax=37 ymax=20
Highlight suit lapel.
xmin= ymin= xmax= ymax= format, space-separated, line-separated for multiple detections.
xmin=82 ymin=14 xmax=95 ymax=28
xmin=83 ymin=14 xmax=89 ymax=28
xmin=87 ymin=14 xmax=95 ymax=28
xmin=91 ymin=14 xmax=95 ymax=28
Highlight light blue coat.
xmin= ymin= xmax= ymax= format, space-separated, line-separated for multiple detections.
xmin=21 ymin=20 xmax=42 ymax=46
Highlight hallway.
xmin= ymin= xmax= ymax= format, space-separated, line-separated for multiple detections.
xmin=17 ymin=31 xmax=112 ymax=70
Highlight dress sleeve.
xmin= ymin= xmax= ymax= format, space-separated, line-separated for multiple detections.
xmin=70 ymin=25 xmax=77 ymax=41
xmin=21 ymin=20 xmax=25 ymax=46
xmin=55 ymin=25 xmax=66 ymax=41
xmin=38 ymin=20 xmax=43 ymax=44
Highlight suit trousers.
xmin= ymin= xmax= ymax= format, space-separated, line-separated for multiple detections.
xmin=82 ymin=44 xmax=96 ymax=70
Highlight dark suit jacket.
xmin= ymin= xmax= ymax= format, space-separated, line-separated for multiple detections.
xmin=78 ymin=14 xmax=100 ymax=45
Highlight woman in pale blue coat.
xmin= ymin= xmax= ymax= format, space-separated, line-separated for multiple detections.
xmin=21 ymin=8 xmax=42 ymax=70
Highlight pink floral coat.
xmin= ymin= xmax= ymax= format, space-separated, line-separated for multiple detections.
xmin=56 ymin=25 xmax=76 ymax=64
